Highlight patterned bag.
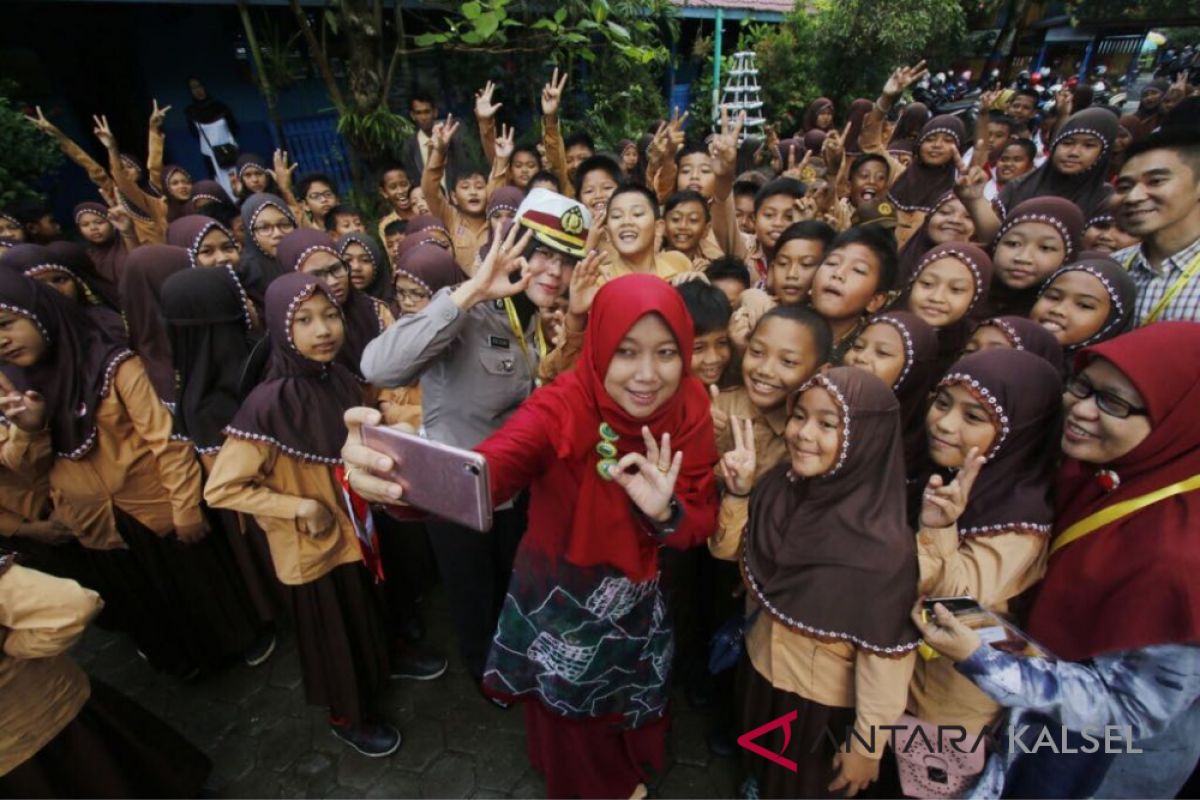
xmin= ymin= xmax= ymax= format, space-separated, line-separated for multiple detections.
xmin=893 ymin=712 xmax=987 ymax=799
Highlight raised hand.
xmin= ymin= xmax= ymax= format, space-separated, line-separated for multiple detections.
xmin=149 ymin=98 xmax=172 ymax=131
xmin=494 ymin=123 xmax=516 ymax=161
xmin=1055 ymin=86 xmax=1073 ymax=116
xmin=782 ymin=147 xmax=812 ymax=181
xmin=26 ymin=105 xmax=61 ymax=137
xmin=978 ymin=89 xmax=1000 ymax=112
xmin=609 ymin=427 xmax=682 ymax=523
xmin=474 ymin=80 xmax=502 ymax=120
xmin=567 ymin=249 xmax=605 ymax=317
xmin=953 ymin=160 xmax=988 ymax=202
xmin=431 ymin=114 xmax=461 ymax=155
xmin=92 ymin=114 xmax=117 ymax=151
xmin=883 ymin=60 xmax=929 ymax=98
xmin=919 ymin=446 xmax=986 ymax=528
xmin=106 ymin=205 xmax=133 ymax=236
xmin=453 ymin=220 xmax=535 ymax=309
xmin=828 ymin=197 xmax=855 ymax=232
xmin=270 ymin=148 xmax=298 ymax=190
xmin=541 ymin=67 xmax=568 ymax=117
xmin=721 ymin=415 xmax=756 ymax=496
xmin=0 ymin=372 xmax=46 ymax=432
xmin=822 ymin=121 xmax=849 ymax=165
xmin=709 ymin=108 xmax=746 ymax=178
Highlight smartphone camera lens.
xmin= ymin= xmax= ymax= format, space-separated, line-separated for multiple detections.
xmin=465 ymin=463 xmax=480 ymax=476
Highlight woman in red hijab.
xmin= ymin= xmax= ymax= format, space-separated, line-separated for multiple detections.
xmin=343 ymin=274 xmax=719 ymax=798
xmin=915 ymin=322 xmax=1200 ymax=799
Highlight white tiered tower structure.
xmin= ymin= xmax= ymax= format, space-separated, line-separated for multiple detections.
xmin=716 ymin=50 xmax=766 ymax=142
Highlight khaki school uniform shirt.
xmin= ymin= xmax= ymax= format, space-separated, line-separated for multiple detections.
xmin=204 ymin=439 xmax=363 ymax=586
xmin=710 ymin=497 xmax=915 ymax=759
xmin=714 ymin=386 xmax=790 ymax=484
xmin=49 ymin=357 xmax=205 ymax=551
xmin=0 ymin=565 xmax=102 ymax=776
xmin=908 ymin=523 xmax=1049 ymax=732
xmin=601 ymin=248 xmax=693 ymax=282
xmin=0 ymin=424 xmax=50 ymax=536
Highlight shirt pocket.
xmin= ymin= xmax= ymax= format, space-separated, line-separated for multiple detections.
xmin=478 ymin=347 xmax=520 ymax=378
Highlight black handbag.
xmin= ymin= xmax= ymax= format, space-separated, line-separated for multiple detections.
xmin=707 ymin=606 xmax=760 ymax=674
xmin=198 ymin=125 xmax=239 ymax=169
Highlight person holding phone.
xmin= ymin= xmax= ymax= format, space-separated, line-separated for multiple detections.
xmin=358 ymin=189 xmax=595 ymax=686
xmin=344 ymin=274 xmax=719 ymax=798
xmin=914 ymin=322 xmax=1200 ymax=798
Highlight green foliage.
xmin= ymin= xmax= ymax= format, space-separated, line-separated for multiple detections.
xmin=1067 ymin=0 xmax=1200 ymax=22
xmin=813 ymin=0 xmax=968 ymax=104
xmin=336 ymin=106 xmax=414 ymax=164
xmin=687 ymin=0 xmax=966 ymax=136
xmin=0 ymin=84 xmax=63 ymax=208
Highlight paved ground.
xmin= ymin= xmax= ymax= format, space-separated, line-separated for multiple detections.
xmin=74 ymin=585 xmax=743 ymax=799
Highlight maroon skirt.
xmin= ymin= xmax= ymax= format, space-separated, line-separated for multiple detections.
xmin=0 ymin=678 xmax=210 ymax=798
xmin=523 ymin=700 xmax=669 ymax=799
xmin=283 ymin=562 xmax=390 ymax=725
xmin=738 ymin=657 xmax=857 ymax=799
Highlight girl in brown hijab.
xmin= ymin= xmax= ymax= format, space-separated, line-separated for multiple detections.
xmin=963 ymin=315 xmax=1064 ymax=373
xmin=713 ymin=367 xmax=919 ymax=799
xmin=73 ymin=202 xmax=129 ymax=290
xmin=908 ymin=348 xmax=1062 ymax=737
xmin=118 ymin=244 xmax=188 ymax=406
xmin=804 ymin=97 xmax=836 ymax=134
xmin=1 ymin=244 xmax=126 ymax=345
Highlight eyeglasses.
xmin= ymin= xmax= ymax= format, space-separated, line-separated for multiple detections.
xmin=1065 ymin=375 xmax=1147 ymax=419
xmin=395 ymin=287 xmax=431 ymax=302
xmin=307 ymin=261 xmax=348 ymax=281
xmin=306 ymin=190 xmax=337 ymax=202
xmin=252 ymin=220 xmax=295 ymax=236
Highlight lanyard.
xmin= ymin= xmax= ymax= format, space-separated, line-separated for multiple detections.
xmin=1049 ymin=472 xmax=1200 ymax=556
xmin=502 ymin=297 xmax=547 ymax=385
xmin=1125 ymin=249 xmax=1200 ymax=324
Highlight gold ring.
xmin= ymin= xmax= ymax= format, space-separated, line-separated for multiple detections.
xmin=656 ymin=464 xmax=669 ymax=474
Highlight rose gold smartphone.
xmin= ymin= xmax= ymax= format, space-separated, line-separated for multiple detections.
xmin=361 ymin=425 xmax=493 ymax=531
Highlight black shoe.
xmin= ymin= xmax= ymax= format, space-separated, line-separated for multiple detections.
xmin=389 ymin=652 xmax=448 ymax=681
xmin=329 ymin=720 xmax=402 ymax=757
xmin=708 ymin=728 xmax=736 ymax=758
xmin=243 ymin=631 xmax=277 ymax=667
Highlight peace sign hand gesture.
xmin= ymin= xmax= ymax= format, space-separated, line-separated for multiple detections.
xmin=431 ymin=115 xmax=460 ymax=155
xmin=709 ymin=108 xmax=745 ymax=178
xmin=494 ymin=123 xmax=515 ymax=161
xmin=567 ymin=249 xmax=605 ymax=317
xmin=609 ymin=427 xmax=683 ymax=523
xmin=26 ymin=106 xmax=61 ymax=137
xmin=149 ymin=99 xmax=172 ymax=131
xmin=541 ymin=67 xmax=568 ymax=118
xmin=721 ymin=415 xmax=757 ymax=497
xmin=883 ymin=60 xmax=929 ymax=99
xmin=919 ymin=446 xmax=986 ymax=528
xmin=781 ymin=146 xmax=812 ymax=180
xmin=92 ymin=114 xmax=117 ymax=151
xmin=822 ymin=121 xmax=849 ymax=164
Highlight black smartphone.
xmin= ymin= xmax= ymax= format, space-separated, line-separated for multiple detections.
xmin=923 ymin=595 xmax=984 ymax=616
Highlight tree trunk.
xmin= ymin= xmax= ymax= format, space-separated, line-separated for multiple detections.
xmin=341 ymin=0 xmax=385 ymax=113
xmin=236 ymin=2 xmax=288 ymax=149
xmin=288 ymin=0 xmax=346 ymax=113
xmin=990 ymin=0 xmax=1034 ymax=81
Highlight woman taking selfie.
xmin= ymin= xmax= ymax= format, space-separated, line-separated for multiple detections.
xmin=343 ymin=274 xmax=719 ymax=798
xmin=915 ymin=322 xmax=1200 ymax=799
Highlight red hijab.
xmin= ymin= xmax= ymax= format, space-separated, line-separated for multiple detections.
xmin=1027 ymin=323 xmax=1200 ymax=661
xmin=519 ymin=274 xmax=718 ymax=581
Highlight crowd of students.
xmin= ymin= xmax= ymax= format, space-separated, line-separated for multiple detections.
xmin=0 ymin=55 xmax=1199 ymax=799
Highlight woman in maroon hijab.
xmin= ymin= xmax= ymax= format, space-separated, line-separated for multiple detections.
xmin=916 ymin=322 xmax=1200 ymax=799
xmin=342 ymin=274 xmax=720 ymax=797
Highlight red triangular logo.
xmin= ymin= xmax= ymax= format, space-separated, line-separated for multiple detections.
xmin=737 ymin=710 xmax=798 ymax=772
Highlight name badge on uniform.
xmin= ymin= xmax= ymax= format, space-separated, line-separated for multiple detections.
xmin=489 ymin=335 xmax=511 ymax=349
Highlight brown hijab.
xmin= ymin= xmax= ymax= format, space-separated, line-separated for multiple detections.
xmin=935 ymin=349 xmax=1063 ymax=536
xmin=887 ymin=115 xmax=966 ymax=213
xmin=119 ymin=245 xmax=189 ymax=404
xmin=743 ymin=367 xmax=920 ymax=655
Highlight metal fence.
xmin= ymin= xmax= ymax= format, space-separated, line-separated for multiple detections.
xmin=280 ymin=114 xmax=355 ymax=196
